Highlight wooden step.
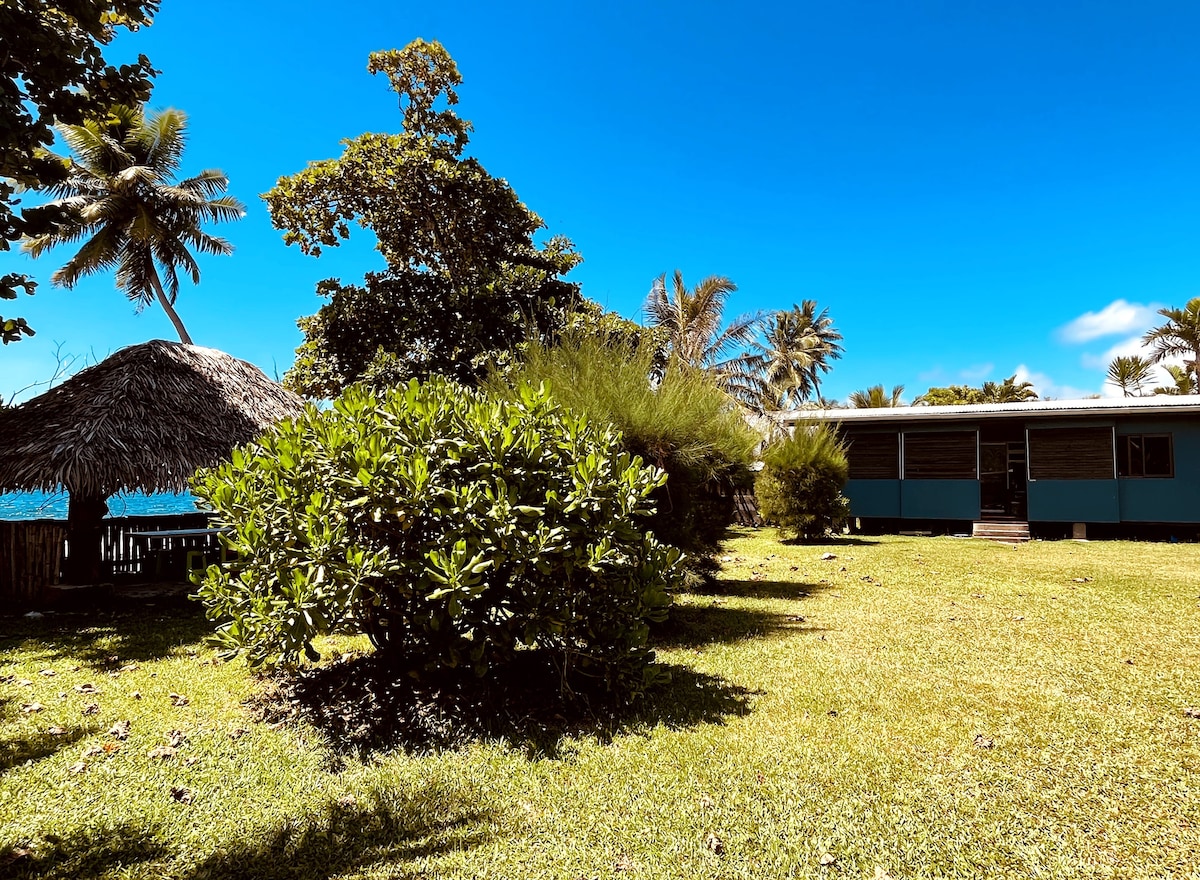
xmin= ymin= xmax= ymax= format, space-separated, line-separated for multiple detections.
xmin=972 ymin=521 xmax=1030 ymax=543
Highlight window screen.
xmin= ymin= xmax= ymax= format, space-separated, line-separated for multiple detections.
xmin=902 ymin=430 xmax=977 ymax=479
xmin=845 ymin=432 xmax=900 ymax=479
xmin=1028 ymin=427 xmax=1114 ymax=480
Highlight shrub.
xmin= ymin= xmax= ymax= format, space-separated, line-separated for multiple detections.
xmin=488 ymin=334 xmax=759 ymax=566
xmin=191 ymin=377 xmax=681 ymax=699
xmin=756 ymin=422 xmax=850 ymax=541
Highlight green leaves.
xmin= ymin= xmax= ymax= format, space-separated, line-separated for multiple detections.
xmin=191 ymin=377 xmax=681 ymax=698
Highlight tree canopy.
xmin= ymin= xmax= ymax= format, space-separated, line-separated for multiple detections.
xmin=915 ymin=376 xmax=1038 ymax=405
xmin=267 ymin=40 xmax=581 ymax=395
xmin=1142 ymin=297 xmax=1200 ymax=393
xmin=1 ymin=0 xmax=159 ymax=344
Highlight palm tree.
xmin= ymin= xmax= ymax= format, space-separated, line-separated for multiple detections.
xmin=979 ymin=375 xmax=1038 ymax=403
xmin=23 ymin=105 xmax=243 ymax=344
xmin=849 ymin=383 xmax=905 ymax=408
xmin=1143 ymin=298 xmax=1200 ymax=392
xmin=738 ymin=302 xmax=844 ymax=411
xmin=644 ymin=270 xmax=764 ymax=391
xmin=1105 ymin=355 xmax=1154 ymax=397
xmin=1153 ymin=364 xmax=1197 ymax=396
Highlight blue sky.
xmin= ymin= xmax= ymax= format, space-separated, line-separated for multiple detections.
xmin=4 ymin=0 xmax=1199 ymax=404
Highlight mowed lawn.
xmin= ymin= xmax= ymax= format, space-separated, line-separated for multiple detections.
xmin=2 ymin=531 xmax=1198 ymax=879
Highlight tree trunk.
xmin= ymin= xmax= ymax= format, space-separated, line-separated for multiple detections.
xmin=148 ymin=268 xmax=194 ymax=345
xmin=63 ymin=491 xmax=108 ymax=585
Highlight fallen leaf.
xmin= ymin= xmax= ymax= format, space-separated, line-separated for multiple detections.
xmin=820 ymin=553 xmax=837 ymax=561
xmin=47 ymin=725 xmax=68 ymax=736
xmin=337 ymin=795 xmax=358 ymax=808
xmin=74 ymin=683 xmax=98 ymax=694
xmin=82 ymin=702 xmax=100 ymax=716
xmin=147 ymin=745 xmax=177 ymax=759
xmin=131 ymin=692 xmax=142 ymax=700
xmin=184 ymin=756 xmax=201 ymax=767
xmin=974 ymin=733 xmax=995 ymax=749
xmin=820 ymin=852 xmax=837 ymax=866
xmin=16 ymin=678 xmax=33 ymax=687
xmin=613 ymin=855 xmax=635 ymax=872
xmin=21 ymin=702 xmax=44 ymax=714
xmin=1072 ymin=577 xmax=1093 ymax=583
xmin=169 ymin=693 xmax=189 ymax=707
xmin=170 ymin=786 xmax=193 ymax=803
xmin=704 ymin=833 xmax=725 ymax=855
xmin=1185 ymin=707 xmax=1200 ymax=718
xmin=119 ymin=663 xmax=139 ymax=673
xmin=228 ymin=727 xmax=249 ymax=740
xmin=699 ymin=795 xmax=714 ymax=809
xmin=787 ymin=615 xmax=806 ymax=622
xmin=874 ymin=868 xmax=895 ymax=880
xmin=81 ymin=745 xmax=104 ymax=758
xmin=38 ymin=669 xmax=56 ymax=677
xmin=102 ymin=742 xmax=121 ymax=754
xmin=1124 ymin=658 xmax=1135 ymax=665
xmin=68 ymin=761 xmax=87 ymax=774
xmin=167 ymin=729 xmax=187 ymax=748
xmin=827 ymin=709 xmax=839 ymax=717
xmin=109 ymin=719 xmax=131 ymax=740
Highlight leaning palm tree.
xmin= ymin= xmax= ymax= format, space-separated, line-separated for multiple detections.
xmin=848 ymin=383 xmax=905 ymax=408
xmin=1105 ymin=355 xmax=1154 ymax=397
xmin=23 ymin=104 xmax=244 ymax=344
xmin=738 ymin=302 xmax=844 ymax=411
xmin=644 ymin=270 xmax=764 ymax=393
xmin=1142 ymin=297 xmax=1200 ymax=393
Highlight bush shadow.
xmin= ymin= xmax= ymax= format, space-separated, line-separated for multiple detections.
xmin=2 ymin=784 xmax=490 ymax=880
xmin=0 ymin=725 xmax=94 ymax=775
xmin=650 ymin=601 xmax=820 ymax=649
xmin=691 ymin=577 xmax=831 ymax=602
xmin=0 ymin=602 xmax=211 ymax=670
xmin=250 ymin=652 xmax=757 ymax=760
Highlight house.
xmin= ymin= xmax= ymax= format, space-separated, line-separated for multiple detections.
xmin=784 ymin=396 xmax=1200 ymax=540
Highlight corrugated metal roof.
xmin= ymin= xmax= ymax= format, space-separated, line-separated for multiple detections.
xmin=782 ymin=395 xmax=1200 ymax=425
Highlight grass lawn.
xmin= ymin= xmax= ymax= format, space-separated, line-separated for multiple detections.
xmin=2 ymin=530 xmax=1199 ymax=879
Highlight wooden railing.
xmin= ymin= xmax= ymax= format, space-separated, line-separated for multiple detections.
xmin=2 ymin=513 xmax=222 ymax=605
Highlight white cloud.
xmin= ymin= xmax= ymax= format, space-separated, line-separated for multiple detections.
xmin=1012 ymin=364 xmax=1099 ymax=401
xmin=1058 ymin=299 xmax=1159 ymax=343
xmin=958 ymin=362 xmax=994 ymax=382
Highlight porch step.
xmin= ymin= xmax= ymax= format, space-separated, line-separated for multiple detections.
xmin=972 ymin=521 xmax=1030 ymax=543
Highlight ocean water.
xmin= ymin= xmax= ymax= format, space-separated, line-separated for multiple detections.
xmin=0 ymin=490 xmax=204 ymax=521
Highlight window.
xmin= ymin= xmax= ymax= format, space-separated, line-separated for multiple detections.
xmin=1117 ymin=434 xmax=1173 ymax=478
xmin=845 ymin=432 xmax=900 ymax=479
xmin=1028 ymin=427 xmax=1114 ymax=480
xmin=902 ymin=430 xmax=977 ymax=479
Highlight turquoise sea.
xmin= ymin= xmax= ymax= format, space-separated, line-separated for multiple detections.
xmin=0 ymin=490 xmax=203 ymax=521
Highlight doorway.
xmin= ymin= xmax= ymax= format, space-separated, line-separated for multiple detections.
xmin=979 ymin=439 xmax=1027 ymax=520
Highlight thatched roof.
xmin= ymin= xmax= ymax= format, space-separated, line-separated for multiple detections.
xmin=0 ymin=340 xmax=306 ymax=497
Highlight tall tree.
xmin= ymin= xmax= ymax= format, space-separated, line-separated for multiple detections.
xmin=979 ymin=375 xmax=1038 ymax=403
xmin=1 ymin=1 xmax=158 ymax=343
xmin=849 ymin=383 xmax=905 ymax=408
xmin=22 ymin=105 xmax=243 ymax=344
xmin=740 ymin=302 xmax=844 ymax=410
xmin=1106 ymin=355 xmax=1154 ymax=397
xmin=916 ymin=375 xmax=1037 ymax=405
xmin=267 ymin=40 xmax=580 ymax=395
xmin=1142 ymin=297 xmax=1200 ymax=393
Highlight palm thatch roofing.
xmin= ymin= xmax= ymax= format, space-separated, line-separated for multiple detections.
xmin=0 ymin=340 xmax=306 ymax=497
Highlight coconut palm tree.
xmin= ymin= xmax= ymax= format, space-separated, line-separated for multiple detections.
xmin=1143 ymin=297 xmax=1200 ymax=392
xmin=738 ymin=302 xmax=844 ymax=411
xmin=644 ymin=270 xmax=764 ymax=392
xmin=23 ymin=104 xmax=244 ymax=344
xmin=979 ymin=375 xmax=1038 ymax=403
xmin=848 ymin=383 xmax=905 ymax=408
xmin=1105 ymin=355 xmax=1154 ymax=397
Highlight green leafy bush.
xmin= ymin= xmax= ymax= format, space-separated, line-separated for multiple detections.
xmin=756 ymin=422 xmax=850 ymax=541
xmin=191 ymin=377 xmax=680 ymax=698
xmin=488 ymin=334 xmax=759 ymax=567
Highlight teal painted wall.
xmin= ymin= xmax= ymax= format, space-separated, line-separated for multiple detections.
xmin=900 ymin=480 xmax=979 ymax=519
xmin=845 ymin=480 xmax=901 ymax=517
xmin=1027 ymin=480 xmax=1119 ymax=522
xmin=1116 ymin=419 xmax=1200 ymax=522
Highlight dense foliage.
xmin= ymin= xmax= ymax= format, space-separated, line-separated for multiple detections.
xmin=756 ymin=422 xmax=850 ymax=541
xmin=1 ymin=0 xmax=158 ymax=343
xmin=192 ymin=378 xmax=680 ymax=698
xmin=490 ymin=334 xmax=759 ymax=565
xmin=1142 ymin=296 xmax=1200 ymax=393
xmin=268 ymin=40 xmax=580 ymax=395
xmin=914 ymin=375 xmax=1037 ymax=405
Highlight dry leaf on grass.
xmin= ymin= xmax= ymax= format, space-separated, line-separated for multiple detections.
xmin=147 ymin=745 xmax=177 ymax=759
xmin=169 ymin=693 xmax=189 ymax=707
xmin=47 ymin=726 xmax=68 ymax=736
xmin=68 ymin=761 xmax=87 ymax=774
xmin=109 ymin=720 xmax=131 ymax=740
xmin=81 ymin=745 xmax=104 ymax=758
xmin=167 ymin=730 xmax=187 ymax=748
xmin=73 ymin=683 xmax=98 ymax=694
xmin=1184 ymin=707 xmax=1200 ymax=718
xmin=21 ymin=702 xmax=44 ymax=714
xmin=819 ymin=852 xmax=837 ymax=866
xmin=229 ymin=727 xmax=249 ymax=740
xmin=170 ymin=786 xmax=193 ymax=803
xmin=38 ymin=669 xmax=56 ymax=677
xmin=82 ymin=702 xmax=100 ymax=716
xmin=974 ymin=733 xmax=995 ymax=749
xmin=704 ymin=833 xmax=725 ymax=855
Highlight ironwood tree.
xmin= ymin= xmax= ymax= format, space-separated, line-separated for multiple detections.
xmin=265 ymin=40 xmax=581 ymax=396
xmin=0 ymin=0 xmax=159 ymax=344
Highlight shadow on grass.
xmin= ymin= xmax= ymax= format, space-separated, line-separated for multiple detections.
xmin=691 ymin=577 xmax=830 ymax=602
xmin=251 ymin=653 xmax=757 ymax=760
xmin=0 ymin=600 xmax=211 ymax=670
xmin=0 ymin=725 xmax=94 ymax=774
xmin=650 ymin=600 xmax=821 ymax=649
xmin=2 ymin=784 xmax=490 ymax=880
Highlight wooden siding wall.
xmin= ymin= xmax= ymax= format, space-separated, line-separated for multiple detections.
xmin=1028 ymin=427 xmax=1114 ymax=480
xmin=846 ymin=432 xmax=900 ymax=479
xmin=902 ymin=431 xmax=978 ymax=479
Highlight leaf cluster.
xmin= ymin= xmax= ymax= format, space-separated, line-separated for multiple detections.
xmin=191 ymin=377 xmax=681 ymax=699
xmin=755 ymin=422 xmax=850 ymax=541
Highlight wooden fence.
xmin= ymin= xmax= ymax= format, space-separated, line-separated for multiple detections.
xmin=2 ymin=513 xmax=220 ymax=605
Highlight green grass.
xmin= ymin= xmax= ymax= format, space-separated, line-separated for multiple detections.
xmin=2 ymin=532 xmax=1199 ymax=878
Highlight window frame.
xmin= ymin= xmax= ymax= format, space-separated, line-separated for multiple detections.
xmin=1116 ymin=433 xmax=1174 ymax=479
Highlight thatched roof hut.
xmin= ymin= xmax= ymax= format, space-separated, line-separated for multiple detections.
xmin=0 ymin=340 xmax=305 ymax=584
xmin=0 ymin=340 xmax=305 ymax=497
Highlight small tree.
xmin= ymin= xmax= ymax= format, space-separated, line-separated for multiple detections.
xmin=848 ymin=384 xmax=905 ymax=408
xmin=756 ymin=422 xmax=849 ymax=541
xmin=1106 ymin=355 xmax=1154 ymax=397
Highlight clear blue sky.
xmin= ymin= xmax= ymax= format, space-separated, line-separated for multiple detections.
xmin=4 ymin=0 xmax=1199 ymax=404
